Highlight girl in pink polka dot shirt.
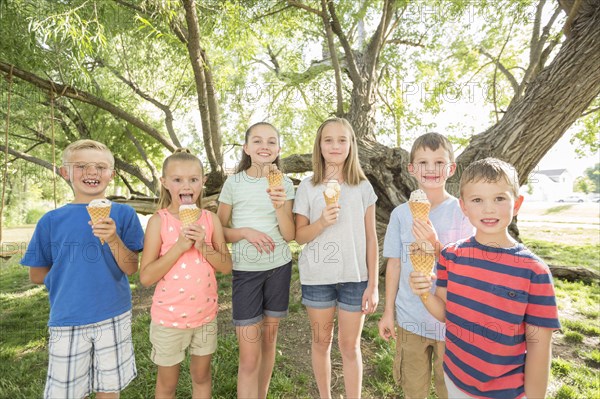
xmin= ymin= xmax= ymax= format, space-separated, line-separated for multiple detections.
xmin=140 ymin=149 xmax=232 ymax=398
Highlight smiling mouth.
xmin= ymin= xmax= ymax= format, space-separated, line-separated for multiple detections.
xmin=83 ymin=179 xmax=100 ymax=186
xmin=481 ymin=219 xmax=499 ymax=225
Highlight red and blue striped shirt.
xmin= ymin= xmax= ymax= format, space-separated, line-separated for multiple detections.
xmin=437 ymin=237 xmax=560 ymax=399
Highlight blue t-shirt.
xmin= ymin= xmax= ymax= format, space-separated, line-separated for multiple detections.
xmin=383 ymin=196 xmax=473 ymax=340
xmin=20 ymin=202 xmax=144 ymax=327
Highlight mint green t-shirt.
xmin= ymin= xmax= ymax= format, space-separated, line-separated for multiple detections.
xmin=218 ymin=171 xmax=295 ymax=271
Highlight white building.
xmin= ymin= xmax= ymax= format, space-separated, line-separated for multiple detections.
xmin=521 ymin=169 xmax=574 ymax=201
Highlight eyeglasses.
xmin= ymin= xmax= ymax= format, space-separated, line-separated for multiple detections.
xmin=65 ymin=163 xmax=113 ymax=174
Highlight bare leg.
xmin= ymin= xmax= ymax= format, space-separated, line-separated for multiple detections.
xmin=337 ymin=309 xmax=365 ymax=399
xmin=306 ymin=307 xmax=336 ymax=399
xmin=190 ymin=354 xmax=212 ymax=399
xmin=258 ymin=316 xmax=281 ymax=399
xmin=236 ymin=322 xmax=263 ymax=398
xmin=154 ymin=363 xmax=181 ymax=399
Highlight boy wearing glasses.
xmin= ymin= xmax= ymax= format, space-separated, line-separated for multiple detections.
xmin=21 ymin=140 xmax=144 ymax=399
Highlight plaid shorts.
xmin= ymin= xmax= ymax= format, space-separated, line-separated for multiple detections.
xmin=44 ymin=310 xmax=136 ymax=399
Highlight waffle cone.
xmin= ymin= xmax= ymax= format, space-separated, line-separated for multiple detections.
xmin=409 ymin=201 xmax=430 ymax=221
xmin=410 ymin=240 xmax=435 ymax=301
xmin=87 ymin=205 xmax=111 ymax=244
xmin=323 ymin=192 xmax=340 ymax=206
xmin=179 ymin=207 xmax=201 ymax=226
xmin=267 ymin=170 xmax=283 ymax=187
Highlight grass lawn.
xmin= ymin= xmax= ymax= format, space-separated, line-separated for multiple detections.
xmin=1 ymin=231 xmax=599 ymax=398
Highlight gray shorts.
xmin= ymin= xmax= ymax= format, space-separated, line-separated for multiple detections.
xmin=232 ymin=262 xmax=292 ymax=326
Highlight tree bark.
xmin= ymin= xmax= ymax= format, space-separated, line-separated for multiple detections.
xmin=180 ymin=0 xmax=225 ymax=194
xmin=453 ymin=3 xmax=600 ymax=192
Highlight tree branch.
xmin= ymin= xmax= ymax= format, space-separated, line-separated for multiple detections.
xmin=326 ymin=1 xmax=361 ymax=83
xmin=99 ymin=59 xmax=182 ymax=147
xmin=0 ymin=61 xmax=176 ymax=151
xmin=287 ymin=0 xmax=325 ymax=17
xmin=478 ymin=48 xmax=520 ymax=95
xmin=562 ymin=0 xmax=582 ymax=38
xmin=320 ymin=0 xmax=344 ymax=116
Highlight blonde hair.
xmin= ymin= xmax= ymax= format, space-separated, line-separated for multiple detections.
xmin=62 ymin=139 xmax=114 ymax=166
xmin=311 ymin=118 xmax=367 ymax=186
xmin=410 ymin=132 xmax=455 ymax=163
xmin=157 ymin=149 xmax=204 ymax=210
xmin=460 ymin=157 xmax=520 ymax=197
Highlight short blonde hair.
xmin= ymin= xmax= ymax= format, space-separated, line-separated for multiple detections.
xmin=460 ymin=157 xmax=520 ymax=197
xmin=311 ymin=118 xmax=367 ymax=186
xmin=62 ymin=139 xmax=114 ymax=167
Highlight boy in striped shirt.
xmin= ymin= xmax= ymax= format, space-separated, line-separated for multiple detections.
xmin=410 ymin=157 xmax=560 ymax=399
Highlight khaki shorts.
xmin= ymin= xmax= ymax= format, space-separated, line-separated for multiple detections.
xmin=393 ymin=327 xmax=447 ymax=399
xmin=150 ymin=320 xmax=218 ymax=367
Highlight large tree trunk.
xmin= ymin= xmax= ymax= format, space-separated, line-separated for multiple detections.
xmin=453 ymin=3 xmax=600 ymax=191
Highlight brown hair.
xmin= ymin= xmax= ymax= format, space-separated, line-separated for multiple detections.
xmin=459 ymin=157 xmax=520 ymax=197
xmin=157 ymin=149 xmax=204 ymax=210
xmin=409 ymin=132 xmax=455 ymax=163
xmin=234 ymin=122 xmax=281 ymax=174
xmin=62 ymin=139 xmax=114 ymax=166
xmin=311 ymin=118 xmax=367 ymax=186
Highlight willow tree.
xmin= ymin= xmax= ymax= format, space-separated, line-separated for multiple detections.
xmin=265 ymin=0 xmax=600 ymax=228
xmin=1 ymin=0 xmax=599 ymax=231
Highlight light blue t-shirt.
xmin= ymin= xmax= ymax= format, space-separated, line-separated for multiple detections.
xmin=20 ymin=202 xmax=144 ymax=327
xmin=383 ymin=196 xmax=473 ymax=340
xmin=218 ymin=171 xmax=295 ymax=271
xmin=293 ymin=177 xmax=377 ymax=285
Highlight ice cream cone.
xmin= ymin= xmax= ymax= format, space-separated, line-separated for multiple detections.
xmin=267 ymin=165 xmax=283 ymax=188
xmin=409 ymin=239 xmax=436 ymax=301
xmin=323 ymin=180 xmax=341 ymax=206
xmin=409 ymin=202 xmax=431 ymax=221
xmin=87 ymin=199 xmax=111 ymax=244
xmin=408 ymin=189 xmax=431 ymax=221
xmin=179 ymin=205 xmax=201 ymax=226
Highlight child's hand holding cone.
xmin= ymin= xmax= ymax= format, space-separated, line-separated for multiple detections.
xmin=87 ymin=199 xmax=112 ymax=244
xmin=409 ymin=239 xmax=436 ymax=301
xmin=267 ymin=165 xmax=286 ymax=209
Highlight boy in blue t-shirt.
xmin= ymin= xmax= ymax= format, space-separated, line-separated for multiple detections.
xmin=378 ymin=133 xmax=473 ymax=399
xmin=21 ymin=140 xmax=144 ymax=399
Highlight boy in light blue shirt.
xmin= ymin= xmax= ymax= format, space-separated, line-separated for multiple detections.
xmin=378 ymin=133 xmax=473 ymax=399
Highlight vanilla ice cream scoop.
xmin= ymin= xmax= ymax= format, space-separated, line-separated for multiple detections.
xmin=409 ymin=189 xmax=429 ymax=203
xmin=88 ymin=199 xmax=111 ymax=207
xmin=323 ymin=179 xmax=341 ymax=205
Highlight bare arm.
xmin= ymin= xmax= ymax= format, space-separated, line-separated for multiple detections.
xmin=378 ymin=258 xmax=400 ymax=341
xmin=275 ymin=199 xmax=295 ymax=241
xmin=362 ymin=204 xmax=379 ymax=313
xmin=92 ymin=217 xmax=139 ymax=275
xmin=216 ymin=202 xmax=277 ymax=253
xmin=294 ymin=204 xmax=339 ymax=245
xmin=190 ymin=213 xmax=232 ymax=274
xmin=139 ymin=213 xmax=190 ymax=287
xmin=410 ymin=270 xmax=448 ymax=322
xmin=267 ymin=185 xmax=295 ymax=241
xmin=29 ymin=267 xmax=50 ymax=284
xmin=524 ymin=325 xmax=553 ymax=399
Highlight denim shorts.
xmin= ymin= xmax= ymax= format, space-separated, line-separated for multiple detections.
xmin=301 ymin=281 xmax=368 ymax=312
xmin=232 ymin=262 xmax=292 ymax=326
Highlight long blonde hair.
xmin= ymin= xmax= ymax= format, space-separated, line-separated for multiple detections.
xmin=157 ymin=149 xmax=204 ymax=210
xmin=311 ymin=118 xmax=366 ymax=186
